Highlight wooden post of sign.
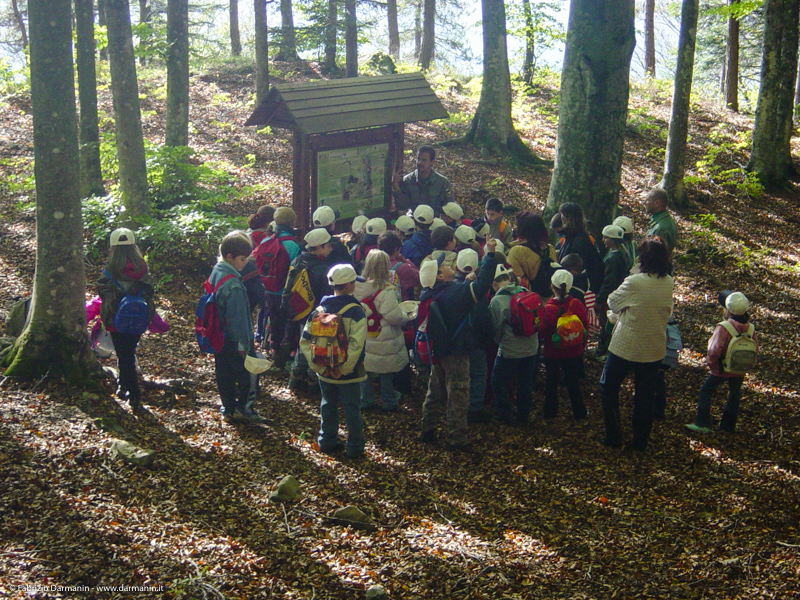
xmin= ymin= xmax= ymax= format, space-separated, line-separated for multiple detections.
xmin=292 ymin=130 xmax=312 ymax=231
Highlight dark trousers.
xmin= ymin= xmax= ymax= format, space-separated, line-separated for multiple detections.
xmin=110 ymin=332 xmax=141 ymax=401
xmin=600 ymin=352 xmax=661 ymax=451
xmin=265 ymin=293 xmax=287 ymax=352
xmin=491 ymin=354 xmax=537 ymax=423
xmin=214 ymin=341 xmax=249 ymax=415
xmin=544 ymin=355 xmax=586 ymax=420
xmin=695 ymin=375 xmax=744 ymax=432
xmin=654 ymin=369 xmax=667 ymax=419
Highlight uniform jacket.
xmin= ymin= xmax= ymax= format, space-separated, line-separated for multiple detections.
xmin=646 ymin=210 xmax=678 ymax=252
xmin=394 ymin=169 xmax=454 ymax=214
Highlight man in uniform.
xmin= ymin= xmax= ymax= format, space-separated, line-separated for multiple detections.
xmin=392 ymin=145 xmax=454 ymax=215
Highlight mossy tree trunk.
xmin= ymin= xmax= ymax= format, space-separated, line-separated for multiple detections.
xmin=418 ymin=0 xmax=435 ymax=70
xmin=2 ymin=0 xmax=100 ymax=384
xmin=254 ymin=0 xmax=269 ymax=103
xmin=166 ymin=0 xmax=189 ymax=147
xmin=344 ymin=0 xmax=357 ymax=77
xmin=465 ymin=0 xmax=549 ymax=167
xmin=660 ymin=0 xmax=699 ymax=207
xmin=747 ymin=0 xmax=799 ymax=186
xmin=275 ymin=0 xmax=299 ymax=61
xmin=545 ymin=0 xmax=636 ymax=241
xmin=388 ymin=0 xmax=400 ymax=60
xmin=75 ymin=0 xmax=106 ymax=198
xmin=230 ymin=0 xmax=241 ymax=56
xmin=106 ymin=0 xmax=150 ymax=222
xmin=323 ymin=0 xmax=338 ymax=73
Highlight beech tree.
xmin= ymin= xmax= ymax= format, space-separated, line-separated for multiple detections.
xmin=2 ymin=0 xmax=99 ymax=382
xmin=275 ymin=0 xmax=299 ymax=61
xmin=74 ymin=0 xmax=106 ymax=198
xmin=345 ymin=0 xmax=357 ymax=76
xmin=254 ymin=0 xmax=269 ymax=103
xmin=165 ymin=0 xmax=189 ymax=147
xmin=747 ymin=0 xmax=799 ymax=185
xmin=323 ymin=0 xmax=337 ymax=73
xmin=644 ymin=0 xmax=655 ymax=77
xmin=545 ymin=0 xmax=636 ymax=239
xmin=106 ymin=0 xmax=150 ymax=221
xmin=230 ymin=0 xmax=241 ymax=56
xmin=388 ymin=0 xmax=399 ymax=59
xmin=660 ymin=0 xmax=699 ymax=207
xmin=418 ymin=0 xmax=435 ymax=69
xmin=724 ymin=0 xmax=740 ymax=111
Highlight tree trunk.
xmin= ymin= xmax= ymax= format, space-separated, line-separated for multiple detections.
xmin=414 ymin=0 xmax=422 ymax=60
xmin=230 ymin=0 xmax=241 ymax=56
xmin=644 ymin=0 xmax=656 ymax=77
xmin=345 ymin=0 xmax=357 ymax=77
xmin=388 ymin=0 xmax=400 ymax=60
xmin=660 ymin=0 xmax=699 ymax=207
xmin=254 ymin=0 xmax=269 ymax=104
xmin=166 ymin=0 xmax=189 ymax=147
xmin=747 ymin=0 xmax=800 ymax=185
xmin=418 ymin=0 xmax=435 ymax=70
xmin=795 ymin=56 xmax=800 ymax=126
xmin=3 ymin=0 xmax=99 ymax=382
xmin=106 ymin=0 xmax=150 ymax=221
xmin=724 ymin=0 xmax=739 ymax=111
xmin=138 ymin=0 xmax=149 ymax=66
xmin=465 ymin=0 xmax=549 ymax=166
xmin=323 ymin=0 xmax=338 ymax=73
xmin=75 ymin=0 xmax=106 ymax=198
xmin=521 ymin=0 xmax=535 ymax=85
xmin=11 ymin=0 xmax=28 ymax=49
xmin=545 ymin=0 xmax=636 ymax=241
xmin=275 ymin=0 xmax=299 ymax=61
xmin=98 ymin=0 xmax=108 ymax=60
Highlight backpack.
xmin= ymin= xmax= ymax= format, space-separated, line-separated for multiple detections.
xmin=414 ymin=297 xmax=467 ymax=366
xmin=527 ymin=246 xmax=560 ymax=297
xmin=194 ymin=274 xmax=235 ymax=353
xmin=103 ymin=270 xmax=150 ymax=335
xmin=309 ymin=303 xmax=359 ymax=375
xmin=360 ymin=289 xmax=384 ymax=338
xmin=551 ymin=299 xmax=585 ymax=351
xmin=572 ymin=286 xmax=601 ymax=337
xmin=719 ymin=321 xmax=757 ymax=375
xmin=284 ymin=267 xmax=315 ymax=322
xmin=254 ymin=233 xmax=296 ymax=293
xmin=662 ymin=319 xmax=683 ymax=369
xmin=509 ymin=290 xmax=543 ymax=337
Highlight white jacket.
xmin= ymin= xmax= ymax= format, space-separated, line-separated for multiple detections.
xmin=354 ymin=280 xmax=411 ymax=373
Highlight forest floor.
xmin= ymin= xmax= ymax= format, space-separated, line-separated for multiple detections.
xmin=0 ymin=63 xmax=799 ymax=599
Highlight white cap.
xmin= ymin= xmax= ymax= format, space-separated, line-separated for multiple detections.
xmin=245 ymin=353 xmax=273 ymax=374
xmin=551 ymin=269 xmax=574 ymax=292
xmin=494 ymin=264 xmax=513 ymax=280
xmin=327 ymin=264 xmax=357 ymax=286
xmin=313 ymin=205 xmax=336 ymax=228
xmin=441 ymin=202 xmax=463 ymax=221
xmin=110 ymin=228 xmax=136 ymax=246
xmin=394 ymin=215 xmax=415 ymax=235
xmin=602 ymin=224 xmax=625 ymax=240
xmin=431 ymin=218 xmax=447 ymax=231
xmin=454 ymin=224 xmax=476 ymax=245
xmin=413 ymin=204 xmax=434 ymax=225
xmin=351 ymin=215 xmax=368 ymax=234
xmin=365 ymin=217 xmax=387 ymax=236
xmin=456 ymin=248 xmax=479 ymax=273
xmin=473 ymin=220 xmax=490 ymax=239
xmin=304 ymin=227 xmax=331 ymax=247
xmin=419 ymin=259 xmax=439 ymax=288
xmin=725 ymin=291 xmax=751 ymax=316
xmin=613 ymin=216 xmax=633 ymax=235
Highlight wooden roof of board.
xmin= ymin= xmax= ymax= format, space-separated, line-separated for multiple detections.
xmin=244 ymin=73 xmax=448 ymax=135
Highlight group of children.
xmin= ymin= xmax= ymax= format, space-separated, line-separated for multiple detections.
xmin=95 ymin=192 xmax=758 ymax=457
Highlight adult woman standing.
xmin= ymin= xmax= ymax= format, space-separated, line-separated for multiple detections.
xmin=600 ymin=237 xmax=674 ymax=452
xmin=557 ymin=202 xmax=604 ymax=294
xmin=506 ymin=211 xmax=558 ymax=298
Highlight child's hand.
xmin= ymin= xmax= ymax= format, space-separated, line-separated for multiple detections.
xmin=485 ymin=237 xmax=497 ymax=253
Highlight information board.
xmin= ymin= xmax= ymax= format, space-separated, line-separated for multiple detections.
xmin=316 ymin=143 xmax=388 ymax=219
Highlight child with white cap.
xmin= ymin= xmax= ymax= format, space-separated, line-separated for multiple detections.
xmin=440 ymin=201 xmax=464 ymax=228
xmin=612 ymin=215 xmax=636 ymax=270
xmin=348 ymin=215 xmax=369 ymax=251
xmin=351 ymin=217 xmax=387 ymax=273
xmin=313 ymin=205 xmax=352 ymax=266
xmin=686 ymin=291 xmax=758 ymax=434
xmin=393 ymin=215 xmax=416 ymax=242
xmin=595 ymin=224 xmax=629 ymax=360
xmin=300 ymin=264 xmax=368 ymax=458
xmin=401 ymin=205 xmax=436 ymax=267
xmin=422 ymin=224 xmax=458 ymax=270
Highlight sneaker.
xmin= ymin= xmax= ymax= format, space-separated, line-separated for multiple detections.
xmin=223 ymin=410 xmax=244 ymax=424
xmin=595 ymin=353 xmax=608 ymax=363
xmin=241 ymin=409 xmax=266 ymax=423
xmin=419 ymin=430 xmax=437 ymax=444
xmin=288 ymin=374 xmax=307 ymax=393
xmin=320 ymin=440 xmax=345 ymax=455
xmin=718 ymin=424 xmax=736 ymax=434
xmin=685 ymin=423 xmax=711 ymax=434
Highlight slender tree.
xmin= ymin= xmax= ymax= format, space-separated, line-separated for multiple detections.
xmin=166 ymin=0 xmax=189 ymax=147
xmin=414 ymin=0 xmax=422 ymax=59
xmin=644 ymin=0 xmax=656 ymax=77
xmin=345 ymin=0 xmax=357 ymax=77
xmin=2 ymin=0 xmax=99 ymax=382
xmin=724 ymin=0 xmax=740 ymax=111
xmin=521 ymin=0 xmax=535 ymax=85
xmin=388 ymin=0 xmax=400 ymax=60
xmin=275 ymin=0 xmax=299 ymax=61
xmin=11 ymin=0 xmax=28 ymax=49
xmin=138 ymin=0 xmax=149 ymax=65
xmin=747 ymin=0 xmax=800 ymax=185
xmin=254 ymin=0 xmax=269 ymax=103
xmin=545 ymin=0 xmax=636 ymax=240
xmin=98 ymin=0 xmax=108 ymax=60
xmin=418 ymin=0 xmax=435 ymax=69
xmin=230 ymin=0 xmax=241 ymax=56
xmin=323 ymin=0 xmax=338 ymax=73
xmin=106 ymin=0 xmax=150 ymax=221
xmin=660 ymin=0 xmax=699 ymax=207
xmin=75 ymin=0 xmax=106 ymax=198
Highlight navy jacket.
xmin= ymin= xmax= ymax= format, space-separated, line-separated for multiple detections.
xmin=401 ymin=230 xmax=434 ymax=267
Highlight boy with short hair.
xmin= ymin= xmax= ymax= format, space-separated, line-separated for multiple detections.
xmin=313 ymin=205 xmax=353 ymax=266
xmin=485 ymin=198 xmax=513 ymax=247
xmin=440 ymin=201 xmax=464 ymax=228
xmin=378 ymin=230 xmax=420 ymax=302
xmin=209 ymin=231 xmax=265 ymax=423
xmin=300 ymin=264 xmax=368 ymax=458
xmin=423 ymin=225 xmax=457 ymax=270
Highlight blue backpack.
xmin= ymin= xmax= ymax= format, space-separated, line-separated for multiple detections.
xmin=103 ymin=270 xmax=150 ymax=335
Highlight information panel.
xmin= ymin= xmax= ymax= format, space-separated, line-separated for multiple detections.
xmin=316 ymin=143 xmax=388 ymax=219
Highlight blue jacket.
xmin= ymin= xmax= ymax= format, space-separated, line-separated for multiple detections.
xmin=210 ymin=260 xmax=252 ymax=353
xmin=401 ymin=230 xmax=434 ymax=267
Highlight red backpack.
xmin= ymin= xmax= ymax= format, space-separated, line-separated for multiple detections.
xmin=253 ymin=233 xmax=296 ymax=293
xmin=194 ymin=274 xmax=235 ymax=353
xmin=360 ymin=289 xmax=383 ymax=338
xmin=509 ymin=290 xmax=543 ymax=337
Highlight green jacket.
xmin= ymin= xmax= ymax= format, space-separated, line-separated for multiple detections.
xmin=646 ymin=210 xmax=678 ymax=252
xmin=394 ymin=169 xmax=454 ymax=215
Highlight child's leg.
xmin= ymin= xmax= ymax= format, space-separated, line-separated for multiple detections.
xmin=111 ymin=332 xmax=141 ymax=402
xmin=359 ymin=373 xmax=377 ymax=409
xmin=378 ymin=372 xmax=400 ymax=410
xmin=441 ymin=354 xmax=470 ymax=446
xmin=421 ymin=362 xmax=446 ymax=435
xmin=563 ymin=355 xmax=586 ymax=420
xmin=468 ymin=347 xmax=488 ymax=415
xmin=514 ymin=354 xmax=537 ymax=423
xmin=695 ymin=374 xmax=725 ymax=428
xmin=719 ymin=377 xmax=744 ymax=433
xmin=317 ymin=380 xmax=342 ymax=452
xmin=543 ymin=358 xmax=561 ymax=419
xmin=490 ymin=355 xmax=514 ymax=421
xmin=340 ymin=383 xmax=365 ymax=457
xmin=215 ymin=342 xmax=242 ymax=417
